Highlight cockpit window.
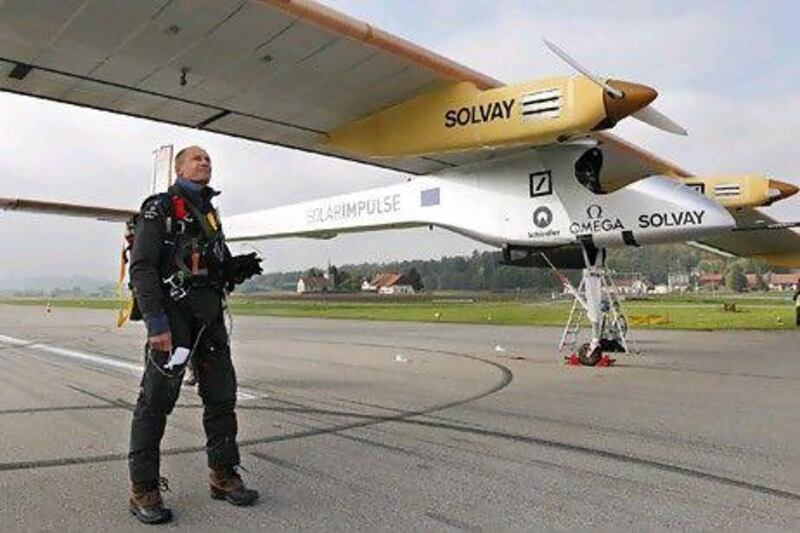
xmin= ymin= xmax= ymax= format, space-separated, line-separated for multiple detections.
xmin=574 ymin=147 xmax=604 ymax=194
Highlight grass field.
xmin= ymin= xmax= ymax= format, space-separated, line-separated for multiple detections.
xmin=2 ymin=293 xmax=797 ymax=331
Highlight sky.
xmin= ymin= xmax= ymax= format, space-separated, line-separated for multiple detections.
xmin=1 ymin=0 xmax=798 ymax=284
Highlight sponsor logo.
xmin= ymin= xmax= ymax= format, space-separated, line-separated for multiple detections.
xmin=532 ymin=206 xmax=553 ymax=228
xmin=420 ymin=187 xmax=440 ymax=207
xmin=638 ymin=210 xmax=706 ymax=229
xmin=686 ymin=182 xmax=706 ymax=195
xmin=528 ymin=229 xmax=561 ymax=239
xmin=306 ymin=194 xmax=401 ymax=225
xmin=587 ymin=204 xmax=603 ymax=219
xmin=444 ymin=98 xmax=515 ymax=128
xmin=569 ymin=204 xmax=624 ymax=234
xmin=529 ymin=170 xmax=553 ymax=197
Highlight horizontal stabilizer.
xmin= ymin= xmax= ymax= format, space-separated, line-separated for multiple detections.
xmin=0 ymin=197 xmax=134 ymax=222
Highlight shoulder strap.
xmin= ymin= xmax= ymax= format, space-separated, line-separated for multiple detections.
xmin=138 ymin=193 xmax=172 ymax=221
xmin=168 ymin=185 xmax=219 ymax=239
xmin=139 ymin=192 xmax=172 ymax=212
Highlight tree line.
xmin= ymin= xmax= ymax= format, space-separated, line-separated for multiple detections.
xmin=240 ymin=243 xmax=793 ymax=294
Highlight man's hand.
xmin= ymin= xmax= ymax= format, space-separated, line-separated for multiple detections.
xmin=148 ymin=331 xmax=173 ymax=353
xmin=225 ymin=252 xmax=263 ymax=291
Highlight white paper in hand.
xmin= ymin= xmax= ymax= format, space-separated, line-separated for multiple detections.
xmin=164 ymin=347 xmax=191 ymax=369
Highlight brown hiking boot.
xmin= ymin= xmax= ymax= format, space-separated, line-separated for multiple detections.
xmin=209 ymin=467 xmax=259 ymax=506
xmin=129 ymin=479 xmax=173 ymax=524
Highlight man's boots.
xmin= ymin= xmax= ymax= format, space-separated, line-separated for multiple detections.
xmin=129 ymin=481 xmax=173 ymax=524
xmin=209 ymin=467 xmax=259 ymax=506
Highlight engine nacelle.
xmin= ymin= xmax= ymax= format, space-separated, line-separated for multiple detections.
xmin=325 ymin=76 xmax=656 ymax=157
xmin=682 ymin=175 xmax=798 ymax=208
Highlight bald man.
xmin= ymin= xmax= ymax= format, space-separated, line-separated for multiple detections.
xmin=128 ymin=146 xmax=262 ymax=524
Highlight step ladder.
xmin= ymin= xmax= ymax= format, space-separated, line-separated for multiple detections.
xmin=553 ymin=267 xmax=638 ymax=356
xmin=558 ymin=277 xmax=586 ymax=353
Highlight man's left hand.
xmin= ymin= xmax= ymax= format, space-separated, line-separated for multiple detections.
xmin=225 ymin=252 xmax=263 ymax=291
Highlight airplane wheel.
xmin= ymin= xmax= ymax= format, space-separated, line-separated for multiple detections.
xmin=577 ymin=342 xmax=602 ymax=366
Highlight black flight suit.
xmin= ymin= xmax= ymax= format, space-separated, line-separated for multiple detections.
xmin=128 ymin=183 xmax=239 ymax=488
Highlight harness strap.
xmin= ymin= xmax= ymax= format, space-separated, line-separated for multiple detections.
xmin=168 ymin=185 xmax=220 ymax=239
xmin=160 ymin=187 xmax=226 ymax=301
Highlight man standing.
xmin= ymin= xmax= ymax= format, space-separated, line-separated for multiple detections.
xmin=128 ymin=146 xmax=262 ymax=524
xmin=794 ymin=278 xmax=800 ymax=326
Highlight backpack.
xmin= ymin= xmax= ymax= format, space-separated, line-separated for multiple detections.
xmin=116 ymin=193 xmax=173 ymax=326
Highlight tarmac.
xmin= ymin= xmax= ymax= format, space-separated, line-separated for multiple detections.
xmin=0 ymin=303 xmax=799 ymax=530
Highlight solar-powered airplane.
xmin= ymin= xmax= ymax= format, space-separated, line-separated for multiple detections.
xmin=1 ymin=0 xmax=798 ymax=365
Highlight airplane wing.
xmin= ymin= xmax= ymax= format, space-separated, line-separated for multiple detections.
xmin=0 ymin=197 xmax=134 ymax=222
xmin=692 ymin=209 xmax=800 ymax=268
xmin=1 ymin=0 xmax=798 ymax=266
xmin=0 ymin=0 xmax=684 ymax=179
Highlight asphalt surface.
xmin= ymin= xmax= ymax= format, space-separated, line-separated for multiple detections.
xmin=0 ymin=303 xmax=799 ymax=531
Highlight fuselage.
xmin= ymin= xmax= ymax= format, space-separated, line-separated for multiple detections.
xmin=224 ymin=144 xmax=736 ymax=251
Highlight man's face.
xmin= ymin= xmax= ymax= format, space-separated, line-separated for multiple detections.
xmin=176 ymin=147 xmax=212 ymax=184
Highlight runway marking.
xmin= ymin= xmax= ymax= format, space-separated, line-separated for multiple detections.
xmin=0 ymin=340 xmax=514 ymax=475
xmin=1 ymin=334 xmax=798 ymax=504
xmin=0 ymin=333 xmax=259 ymax=401
xmin=0 ymin=334 xmax=140 ymax=373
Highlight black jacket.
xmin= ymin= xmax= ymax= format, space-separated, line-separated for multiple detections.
xmin=130 ymin=183 xmax=230 ymax=336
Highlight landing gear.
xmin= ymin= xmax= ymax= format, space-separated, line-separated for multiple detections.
xmin=545 ymin=244 xmax=633 ymax=366
xmin=577 ymin=341 xmax=603 ymax=366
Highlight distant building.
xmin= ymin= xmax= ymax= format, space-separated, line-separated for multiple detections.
xmin=698 ymin=273 xmax=724 ymax=290
xmin=668 ymin=271 xmax=691 ymax=292
xmin=297 ymin=266 xmax=333 ymax=294
xmin=613 ymin=277 xmax=652 ymax=296
xmin=745 ymin=273 xmax=765 ymax=291
xmin=698 ymin=272 xmax=766 ymax=291
xmin=361 ymin=272 xmax=414 ymax=295
xmin=767 ymin=273 xmax=800 ymax=291
xmin=614 ymin=274 xmax=653 ymax=296
xmin=296 ymin=276 xmax=331 ymax=294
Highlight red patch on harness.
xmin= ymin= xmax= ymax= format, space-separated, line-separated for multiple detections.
xmin=172 ymin=196 xmax=187 ymax=219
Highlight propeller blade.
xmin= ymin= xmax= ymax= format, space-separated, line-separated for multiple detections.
xmin=543 ymin=38 xmax=623 ymax=98
xmin=631 ymin=106 xmax=688 ymax=136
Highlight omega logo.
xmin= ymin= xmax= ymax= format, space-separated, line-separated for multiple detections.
xmin=586 ymin=204 xmax=603 ymax=219
xmin=570 ymin=203 xmax=624 ymax=235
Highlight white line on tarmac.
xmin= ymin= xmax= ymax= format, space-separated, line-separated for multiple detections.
xmin=0 ymin=333 xmax=260 ymax=401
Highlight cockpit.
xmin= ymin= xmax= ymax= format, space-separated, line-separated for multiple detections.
xmin=574 ymin=147 xmax=605 ymax=194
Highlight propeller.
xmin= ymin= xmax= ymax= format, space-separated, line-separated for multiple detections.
xmin=630 ymin=106 xmax=688 ymax=136
xmin=543 ymin=39 xmax=688 ymax=136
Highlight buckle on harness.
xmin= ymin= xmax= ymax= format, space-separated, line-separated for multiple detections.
xmin=174 ymin=219 xmax=188 ymax=235
xmin=163 ymin=272 xmax=188 ymax=301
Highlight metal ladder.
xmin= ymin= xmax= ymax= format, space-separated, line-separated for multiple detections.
xmin=559 ymin=277 xmax=585 ymax=353
xmin=556 ymin=268 xmax=638 ymax=356
xmin=600 ymin=272 xmax=636 ymax=355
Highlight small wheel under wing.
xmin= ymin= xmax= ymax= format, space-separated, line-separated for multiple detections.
xmin=577 ymin=342 xmax=602 ymax=366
